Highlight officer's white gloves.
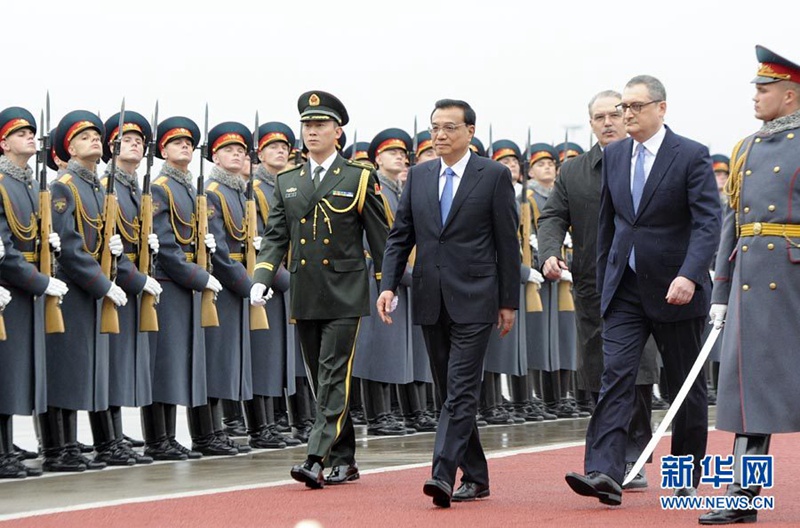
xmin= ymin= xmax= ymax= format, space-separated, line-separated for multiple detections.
xmin=48 ymin=232 xmax=61 ymax=253
xmin=105 ymin=282 xmax=128 ymax=307
xmin=143 ymin=277 xmax=162 ymax=298
xmin=0 ymin=286 xmax=11 ymax=308
xmin=527 ymin=268 xmax=544 ymax=285
xmin=108 ymin=234 xmax=123 ymax=257
xmin=253 ymin=236 xmax=263 ymax=251
xmin=709 ymin=304 xmax=727 ymax=330
xmin=529 ymin=234 xmax=538 ymax=251
xmin=148 ymin=233 xmax=159 ymax=255
xmin=205 ymin=233 xmax=216 ymax=254
xmin=45 ymin=277 xmax=68 ymax=297
xmin=560 ymin=269 xmax=573 ymax=283
xmin=249 ymin=283 xmax=274 ymax=306
xmin=205 ymin=275 xmax=222 ymax=293
xmin=564 ymin=232 xmax=573 ymax=249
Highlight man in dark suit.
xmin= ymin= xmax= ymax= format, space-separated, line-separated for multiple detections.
xmin=377 ymin=99 xmax=520 ymax=508
xmin=565 ymin=75 xmax=721 ymax=505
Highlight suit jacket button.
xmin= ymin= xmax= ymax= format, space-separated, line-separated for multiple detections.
xmin=322 ymin=259 xmax=329 ymax=265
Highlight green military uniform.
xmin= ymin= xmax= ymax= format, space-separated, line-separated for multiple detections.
xmin=253 ymin=91 xmax=388 ymax=483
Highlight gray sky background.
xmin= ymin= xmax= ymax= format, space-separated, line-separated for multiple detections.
xmin=5 ymin=0 xmax=797 ymax=175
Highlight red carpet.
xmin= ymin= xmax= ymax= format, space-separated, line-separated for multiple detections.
xmin=4 ymin=431 xmax=799 ymax=527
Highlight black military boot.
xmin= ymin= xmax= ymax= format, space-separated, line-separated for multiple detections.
xmin=222 ymin=399 xmax=247 ymax=437
xmin=142 ymin=403 xmax=187 ymax=461
xmin=162 ymin=404 xmax=200 ymax=459
xmin=189 ymin=404 xmax=238 ymax=456
xmin=109 ymin=406 xmax=152 ymax=464
xmin=90 ymin=410 xmax=135 ymax=466
xmin=0 ymin=414 xmax=26 ymax=479
xmin=39 ymin=407 xmax=84 ymax=472
xmin=699 ymin=434 xmax=771 ymax=525
xmin=63 ymin=409 xmax=105 ymax=470
xmin=265 ymin=396 xmax=301 ymax=446
xmin=211 ymin=399 xmax=251 ymax=453
xmin=244 ymin=396 xmax=286 ymax=449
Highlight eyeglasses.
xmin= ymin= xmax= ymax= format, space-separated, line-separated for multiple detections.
xmin=428 ymin=123 xmax=467 ymax=135
xmin=591 ymin=111 xmax=623 ymax=123
xmin=615 ymin=100 xmax=662 ymax=114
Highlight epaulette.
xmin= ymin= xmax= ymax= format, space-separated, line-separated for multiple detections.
xmin=207 ymin=181 xmax=219 ymax=192
xmin=58 ymin=174 xmax=73 ymax=184
xmin=346 ymin=159 xmax=374 ymax=170
xmin=277 ymin=165 xmax=301 ymax=177
xmin=154 ymin=176 xmax=168 ymax=186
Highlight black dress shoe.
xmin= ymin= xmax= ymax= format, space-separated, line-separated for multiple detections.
xmin=123 ymin=435 xmax=145 ymax=448
xmin=192 ymin=437 xmax=239 ymax=456
xmin=94 ymin=442 xmax=136 ymax=466
xmin=169 ymin=438 xmax=202 ymax=459
xmin=452 ymin=481 xmax=490 ymax=502
xmin=412 ymin=411 xmax=438 ymax=432
xmin=249 ymin=430 xmax=287 ymax=449
xmin=698 ymin=507 xmax=757 ymax=524
xmin=77 ymin=441 xmax=94 ymax=454
xmin=290 ymin=460 xmax=324 ymax=489
xmin=0 ymin=456 xmax=28 ymax=479
xmin=622 ymin=462 xmax=648 ymax=491
xmin=65 ymin=446 xmax=106 ymax=470
xmin=423 ymin=478 xmax=452 ymax=508
xmin=41 ymin=451 xmax=86 ymax=473
xmin=565 ymin=471 xmax=622 ymax=506
xmin=13 ymin=444 xmax=38 ymax=460
xmin=144 ymin=440 xmax=188 ymax=461
xmin=268 ymin=425 xmax=302 ymax=446
xmin=293 ymin=419 xmax=314 ymax=443
xmin=482 ymin=407 xmax=514 ymax=425
xmin=325 ymin=463 xmax=359 ymax=484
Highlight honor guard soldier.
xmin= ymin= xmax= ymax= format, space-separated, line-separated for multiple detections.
xmin=555 ymin=141 xmax=584 ymax=164
xmin=469 ymin=136 xmax=486 ymax=157
xmin=250 ymin=90 xmax=389 ymax=487
xmin=44 ymin=111 xmax=130 ymax=471
xmin=200 ymin=121 xmax=255 ymax=454
xmin=0 ymin=108 xmax=67 ymax=477
xmin=342 ymin=141 xmax=370 ymax=164
xmin=249 ymin=121 xmax=301 ymax=447
xmin=701 ymin=45 xmax=800 ymax=525
xmin=414 ymin=131 xmax=437 ymax=164
xmin=148 ymin=116 xmax=218 ymax=460
xmin=100 ymin=111 xmax=162 ymax=464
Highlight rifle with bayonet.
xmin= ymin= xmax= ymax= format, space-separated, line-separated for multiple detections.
xmin=557 ymin=128 xmax=575 ymax=312
xmin=521 ymin=127 xmax=543 ymax=312
xmin=197 ymin=104 xmax=219 ymax=327
xmin=246 ymin=112 xmax=269 ymax=330
xmin=293 ymin=125 xmax=304 ymax=167
xmin=138 ymin=102 xmax=159 ymax=332
xmin=409 ymin=117 xmax=417 ymax=167
xmin=99 ymin=100 xmax=125 ymax=333
xmin=487 ymin=124 xmax=494 ymax=159
xmin=38 ymin=93 xmax=65 ymax=334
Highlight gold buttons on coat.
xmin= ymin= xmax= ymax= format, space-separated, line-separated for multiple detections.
xmin=300 ymin=218 xmax=307 ymax=224
xmin=768 ymin=243 xmax=775 ymax=250
xmin=768 ymin=205 xmax=776 ymax=212
xmin=300 ymin=238 xmax=306 ymax=245
xmin=300 ymin=259 xmax=306 ymax=266
xmin=788 ymin=133 xmax=795 ymax=140
xmin=744 ymin=207 xmax=750 ymax=214
xmin=752 ymin=222 xmax=762 ymax=235
xmin=742 ymin=284 xmax=750 ymax=291
xmin=770 ymin=283 xmax=777 ymax=290
xmin=774 ymin=166 xmax=781 ymax=173
xmin=755 ymin=138 xmax=762 ymax=143
xmin=322 ymin=259 xmax=329 ymax=265
xmin=323 ymin=238 xmax=330 ymax=245
xmin=745 ymin=170 xmax=752 ymax=176
xmin=742 ymin=245 xmax=748 ymax=252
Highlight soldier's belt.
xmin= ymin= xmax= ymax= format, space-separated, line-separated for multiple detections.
xmin=229 ymin=253 xmax=244 ymax=262
xmin=23 ymin=251 xmax=39 ymax=263
xmin=184 ymin=252 xmax=195 ymax=262
xmin=739 ymin=222 xmax=800 ymax=237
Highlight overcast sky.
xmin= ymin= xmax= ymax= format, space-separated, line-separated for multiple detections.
xmin=5 ymin=0 xmax=797 ymax=175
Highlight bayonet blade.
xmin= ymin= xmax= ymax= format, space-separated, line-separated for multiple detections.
xmin=45 ymin=91 xmax=51 ymax=131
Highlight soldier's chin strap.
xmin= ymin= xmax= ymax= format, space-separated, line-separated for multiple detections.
xmin=622 ymin=326 xmax=721 ymax=487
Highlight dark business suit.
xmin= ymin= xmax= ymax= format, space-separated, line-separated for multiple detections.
xmin=586 ymin=126 xmax=720 ymax=485
xmin=381 ymin=151 xmax=520 ymax=488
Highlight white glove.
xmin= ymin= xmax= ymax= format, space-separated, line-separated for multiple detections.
xmin=386 ymin=294 xmax=399 ymax=313
xmin=204 ymin=233 xmax=216 ymax=254
xmin=148 ymin=233 xmax=159 ymax=255
xmin=560 ymin=269 xmax=573 ymax=283
xmin=143 ymin=276 xmax=162 ymax=298
xmin=45 ymin=277 xmax=68 ymax=297
xmin=105 ymin=282 xmax=128 ymax=307
xmin=709 ymin=304 xmax=727 ymax=330
xmin=0 ymin=237 xmax=4 ymax=259
xmin=527 ymin=268 xmax=544 ymax=285
xmin=0 ymin=286 xmax=10 ymax=308
xmin=205 ymin=274 xmax=222 ymax=293
xmin=529 ymin=234 xmax=538 ymax=251
xmin=708 ymin=269 xmax=715 ymax=281
xmin=108 ymin=233 xmax=123 ymax=257
xmin=249 ymin=282 xmax=273 ymax=305
xmin=48 ymin=232 xmax=61 ymax=253
xmin=253 ymin=236 xmax=263 ymax=251
xmin=564 ymin=232 xmax=573 ymax=249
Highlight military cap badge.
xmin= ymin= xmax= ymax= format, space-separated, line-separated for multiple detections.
xmin=309 ymin=94 xmax=320 ymax=106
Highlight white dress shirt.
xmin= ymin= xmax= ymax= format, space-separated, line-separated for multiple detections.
xmin=629 ymin=125 xmax=666 ymax=193
xmin=438 ymin=148 xmax=471 ymax=199
xmin=309 ymin=150 xmax=339 ymax=184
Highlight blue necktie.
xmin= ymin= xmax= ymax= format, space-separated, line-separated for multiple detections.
xmin=440 ymin=167 xmax=455 ymax=224
xmin=629 ymin=143 xmax=646 ymax=271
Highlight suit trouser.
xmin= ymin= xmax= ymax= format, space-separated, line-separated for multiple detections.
xmin=295 ymin=318 xmax=360 ymax=467
xmin=422 ymin=301 xmax=493 ymax=488
xmin=585 ymin=267 xmax=707 ymax=485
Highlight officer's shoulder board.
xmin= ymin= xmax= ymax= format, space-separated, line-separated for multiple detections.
xmin=154 ymin=176 xmax=168 ymax=187
xmin=207 ymin=181 xmax=219 ymax=192
xmin=346 ymin=159 xmax=374 ymax=171
xmin=58 ymin=173 xmax=73 ymax=184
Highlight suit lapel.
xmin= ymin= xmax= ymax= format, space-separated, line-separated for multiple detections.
xmin=635 ymin=128 xmax=678 ymax=219
xmin=296 ymin=161 xmax=314 ymax=206
xmin=426 ymin=160 xmax=443 ymax=231
xmin=299 ymin=155 xmax=347 ymax=218
xmin=443 ymin=154 xmax=483 ymax=229
xmin=617 ymin=138 xmax=636 ymax=221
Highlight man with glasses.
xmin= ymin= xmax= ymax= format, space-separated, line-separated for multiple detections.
xmin=539 ymin=90 xmax=659 ymax=490
xmin=565 ymin=76 xmax=721 ymax=505
xmin=377 ymin=99 xmax=520 ymax=508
